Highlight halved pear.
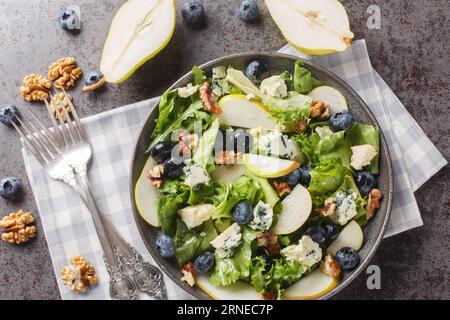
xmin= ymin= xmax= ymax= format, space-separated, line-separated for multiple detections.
xmin=308 ymin=86 xmax=348 ymax=114
xmin=272 ymin=184 xmax=312 ymax=235
xmin=327 ymin=220 xmax=364 ymax=255
xmin=242 ymin=154 xmax=300 ymax=178
xmin=284 ymin=268 xmax=338 ymax=299
xmin=100 ymin=0 xmax=176 ymax=83
xmin=196 ymin=276 xmax=261 ymax=300
xmin=211 ymin=164 xmax=247 ymax=184
xmin=134 ymin=157 xmax=160 ymax=226
xmin=216 ymin=94 xmax=278 ymax=130
xmin=265 ymin=0 xmax=354 ymax=55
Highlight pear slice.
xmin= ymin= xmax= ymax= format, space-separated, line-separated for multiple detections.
xmin=134 ymin=157 xmax=160 ymax=227
xmin=327 ymin=220 xmax=364 ymax=255
xmin=308 ymin=86 xmax=348 ymax=114
xmin=100 ymin=0 xmax=176 ymax=83
xmin=265 ymin=0 xmax=354 ymax=55
xmin=196 ymin=276 xmax=261 ymax=300
xmin=211 ymin=164 xmax=247 ymax=184
xmin=272 ymin=184 xmax=312 ymax=235
xmin=284 ymin=268 xmax=338 ymax=299
xmin=242 ymin=154 xmax=300 ymax=178
xmin=216 ymin=94 xmax=278 ymax=130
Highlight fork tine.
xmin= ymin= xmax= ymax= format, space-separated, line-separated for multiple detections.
xmin=44 ymin=98 xmax=65 ymax=147
xmin=14 ymin=117 xmax=51 ymax=164
xmin=50 ymin=93 xmax=71 ymax=147
xmin=62 ymin=88 xmax=86 ymax=141
xmin=55 ymin=92 xmax=79 ymax=144
xmin=23 ymin=107 xmax=61 ymax=154
xmin=19 ymin=114 xmax=56 ymax=158
xmin=11 ymin=120 xmax=42 ymax=161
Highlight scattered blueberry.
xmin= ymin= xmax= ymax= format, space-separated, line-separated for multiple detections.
xmin=305 ymin=225 xmax=327 ymax=245
xmin=215 ymin=128 xmax=235 ymax=152
xmin=155 ymin=234 xmax=175 ymax=258
xmin=58 ymin=8 xmax=81 ymax=31
xmin=323 ymin=222 xmax=340 ymax=244
xmin=233 ymin=201 xmax=253 ymax=225
xmin=335 ymin=247 xmax=360 ymax=270
xmin=0 ymin=105 xmax=19 ymax=127
xmin=163 ymin=157 xmax=185 ymax=179
xmin=298 ymin=165 xmax=312 ymax=186
xmin=151 ymin=141 xmax=174 ymax=164
xmin=329 ymin=110 xmax=354 ymax=132
xmin=285 ymin=168 xmax=301 ymax=187
xmin=355 ymin=170 xmax=377 ymax=195
xmin=245 ymin=59 xmax=269 ymax=83
xmin=238 ymin=0 xmax=259 ymax=22
xmin=234 ymin=129 xmax=253 ymax=153
xmin=194 ymin=251 xmax=215 ymax=273
xmin=0 ymin=177 xmax=22 ymax=201
xmin=181 ymin=1 xmax=206 ymax=26
xmin=84 ymin=70 xmax=103 ymax=86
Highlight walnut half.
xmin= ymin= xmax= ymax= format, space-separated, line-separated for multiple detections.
xmin=19 ymin=73 xmax=52 ymax=101
xmin=272 ymin=181 xmax=291 ymax=197
xmin=0 ymin=210 xmax=36 ymax=244
xmin=147 ymin=164 xmax=164 ymax=188
xmin=366 ymin=188 xmax=383 ymax=219
xmin=199 ymin=82 xmax=222 ymax=114
xmin=310 ymin=101 xmax=331 ymax=120
xmin=256 ymin=231 xmax=280 ymax=257
xmin=320 ymin=254 xmax=341 ymax=278
xmin=180 ymin=262 xmax=197 ymax=287
xmin=61 ymin=256 xmax=97 ymax=293
xmin=48 ymin=57 xmax=82 ymax=89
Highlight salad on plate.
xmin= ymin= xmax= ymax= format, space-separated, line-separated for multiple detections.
xmin=136 ymin=58 xmax=383 ymax=300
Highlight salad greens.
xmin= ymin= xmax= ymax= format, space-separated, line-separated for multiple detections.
xmin=145 ymin=59 xmax=382 ymax=299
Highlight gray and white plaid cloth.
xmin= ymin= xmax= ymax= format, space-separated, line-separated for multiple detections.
xmin=21 ymin=40 xmax=447 ymax=300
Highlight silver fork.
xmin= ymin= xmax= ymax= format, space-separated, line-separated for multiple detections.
xmin=46 ymin=91 xmax=167 ymax=300
xmin=12 ymin=112 xmax=137 ymax=300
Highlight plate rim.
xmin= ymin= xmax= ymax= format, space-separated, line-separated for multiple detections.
xmin=129 ymin=51 xmax=393 ymax=300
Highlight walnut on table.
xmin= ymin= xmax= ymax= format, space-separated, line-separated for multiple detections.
xmin=48 ymin=57 xmax=82 ymax=90
xmin=61 ymin=256 xmax=97 ymax=293
xmin=19 ymin=73 xmax=52 ymax=101
xmin=0 ymin=210 xmax=36 ymax=244
xmin=50 ymin=92 xmax=73 ymax=120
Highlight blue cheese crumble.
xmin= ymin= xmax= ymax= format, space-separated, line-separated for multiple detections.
xmin=184 ymin=164 xmax=210 ymax=187
xmin=212 ymin=66 xmax=230 ymax=97
xmin=333 ymin=191 xmax=358 ymax=225
xmin=258 ymin=130 xmax=299 ymax=160
xmin=260 ymin=75 xmax=288 ymax=98
xmin=249 ymin=201 xmax=273 ymax=231
xmin=280 ymin=235 xmax=322 ymax=267
xmin=210 ymin=223 xmax=242 ymax=259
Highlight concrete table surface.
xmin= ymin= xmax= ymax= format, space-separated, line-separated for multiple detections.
xmin=0 ymin=0 xmax=448 ymax=300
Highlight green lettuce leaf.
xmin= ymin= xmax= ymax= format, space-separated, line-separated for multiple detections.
xmin=308 ymin=158 xmax=345 ymax=206
xmin=197 ymin=219 xmax=218 ymax=254
xmin=347 ymin=122 xmax=380 ymax=174
xmin=208 ymin=257 xmax=240 ymax=286
xmin=192 ymin=66 xmax=207 ymax=85
xmin=157 ymin=191 xmax=189 ymax=237
xmin=335 ymin=173 xmax=368 ymax=226
xmin=293 ymin=60 xmax=323 ymax=94
xmin=193 ymin=119 xmax=220 ymax=169
xmin=174 ymin=219 xmax=201 ymax=266
xmin=244 ymin=171 xmax=279 ymax=208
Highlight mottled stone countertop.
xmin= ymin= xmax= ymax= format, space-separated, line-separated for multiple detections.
xmin=0 ymin=0 xmax=448 ymax=299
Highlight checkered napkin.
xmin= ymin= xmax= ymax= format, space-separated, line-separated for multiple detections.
xmin=21 ymin=40 xmax=446 ymax=300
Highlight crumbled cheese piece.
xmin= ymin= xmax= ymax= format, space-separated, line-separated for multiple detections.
xmin=246 ymin=93 xmax=256 ymax=100
xmin=178 ymin=83 xmax=199 ymax=98
xmin=258 ymin=130 xmax=299 ymax=160
xmin=184 ymin=164 xmax=210 ymax=187
xmin=281 ymin=235 xmax=322 ymax=267
xmin=212 ymin=66 xmax=227 ymax=79
xmin=333 ymin=191 xmax=358 ymax=225
xmin=351 ymin=144 xmax=377 ymax=170
xmin=249 ymin=201 xmax=273 ymax=231
xmin=260 ymin=75 xmax=288 ymax=98
xmin=177 ymin=204 xmax=214 ymax=229
xmin=210 ymin=223 xmax=242 ymax=259
xmin=315 ymin=126 xmax=333 ymax=138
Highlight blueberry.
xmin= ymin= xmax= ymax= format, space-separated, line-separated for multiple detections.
xmin=194 ymin=251 xmax=215 ymax=273
xmin=84 ymin=70 xmax=103 ymax=86
xmin=238 ymin=0 xmax=259 ymax=22
xmin=323 ymin=222 xmax=339 ymax=243
xmin=305 ymin=225 xmax=327 ymax=245
xmin=245 ymin=59 xmax=269 ymax=83
xmin=155 ymin=234 xmax=175 ymax=258
xmin=0 ymin=105 xmax=19 ymax=127
xmin=285 ymin=168 xmax=301 ymax=187
xmin=234 ymin=129 xmax=253 ymax=153
xmin=181 ymin=1 xmax=205 ymax=26
xmin=58 ymin=9 xmax=80 ymax=31
xmin=335 ymin=247 xmax=360 ymax=270
xmin=151 ymin=141 xmax=174 ymax=163
xmin=298 ymin=165 xmax=312 ymax=186
xmin=355 ymin=171 xmax=376 ymax=195
xmin=0 ymin=177 xmax=22 ymax=201
xmin=163 ymin=157 xmax=185 ymax=179
xmin=329 ymin=110 xmax=354 ymax=132
xmin=233 ymin=201 xmax=253 ymax=225
xmin=215 ymin=128 xmax=235 ymax=152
